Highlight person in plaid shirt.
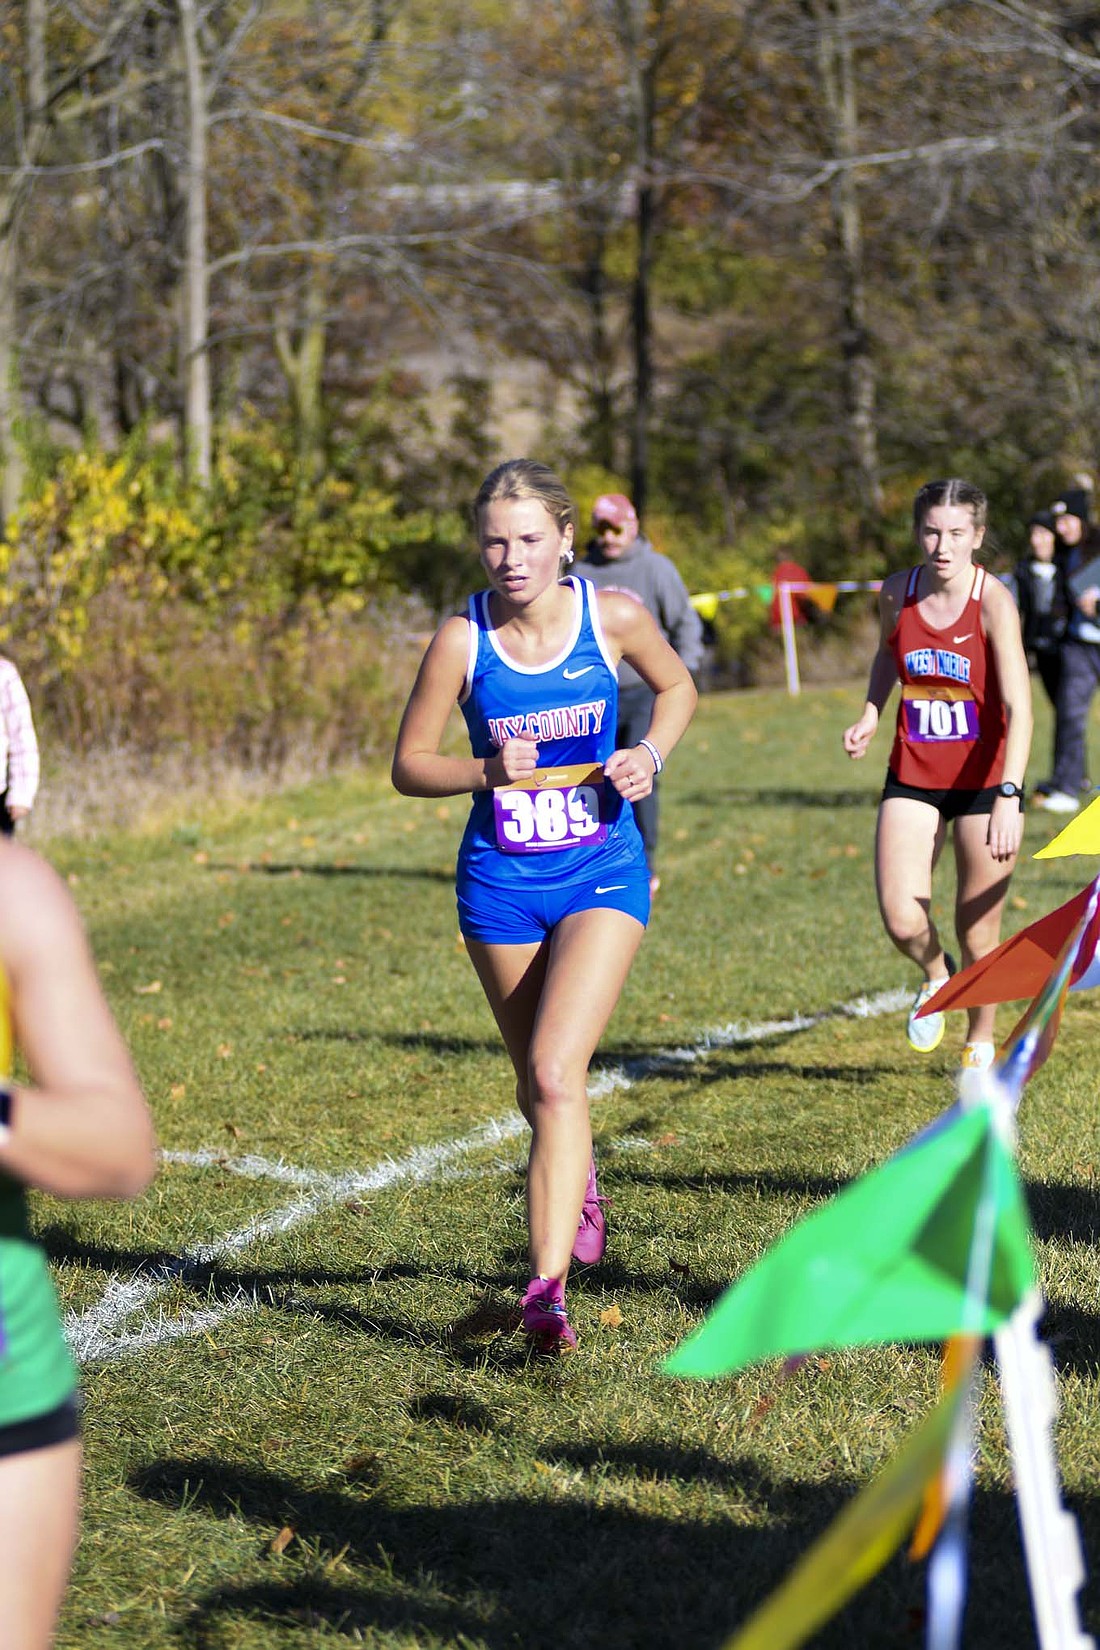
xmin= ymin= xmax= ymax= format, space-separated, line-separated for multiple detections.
xmin=0 ymin=657 xmax=39 ymax=835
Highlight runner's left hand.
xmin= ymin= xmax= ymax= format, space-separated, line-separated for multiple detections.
xmin=987 ymin=796 xmax=1023 ymax=862
xmin=605 ymin=747 xmax=654 ymax=801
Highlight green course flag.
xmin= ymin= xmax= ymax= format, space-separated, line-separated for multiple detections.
xmin=664 ymin=1105 xmax=1033 ymax=1378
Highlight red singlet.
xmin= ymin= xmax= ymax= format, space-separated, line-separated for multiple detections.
xmin=887 ymin=565 xmax=1006 ymax=790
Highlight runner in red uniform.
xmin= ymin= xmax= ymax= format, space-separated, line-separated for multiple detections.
xmin=843 ymin=479 xmax=1033 ymax=1069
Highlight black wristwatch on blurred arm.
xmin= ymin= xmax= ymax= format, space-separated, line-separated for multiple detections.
xmin=997 ymin=782 xmax=1025 ymax=805
xmin=0 ymin=1083 xmax=12 ymax=1145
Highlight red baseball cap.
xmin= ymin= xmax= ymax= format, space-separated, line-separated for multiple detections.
xmin=591 ymin=493 xmax=637 ymax=529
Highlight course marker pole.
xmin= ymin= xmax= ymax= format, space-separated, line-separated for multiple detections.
xmin=778 ymin=582 xmax=801 ymax=696
xmin=995 ymin=1293 xmax=1096 ymax=1649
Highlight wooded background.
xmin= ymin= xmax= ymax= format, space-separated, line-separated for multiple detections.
xmin=2 ymin=1 xmax=1098 ymax=764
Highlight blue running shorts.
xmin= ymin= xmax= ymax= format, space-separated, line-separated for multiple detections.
xmin=457 ymin=863 xmax=650 ymax=942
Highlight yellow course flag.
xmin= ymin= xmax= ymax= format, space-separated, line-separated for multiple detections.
xmin=804 ymin=582 xmax=840 ymax=614
xmin=691 ymin=592 xmax=720 ymax=622
xmin=723 ymin=1383 xmax=964 ymax=1650
xmin=1034 ymin=793 xmax=1100 ymax=858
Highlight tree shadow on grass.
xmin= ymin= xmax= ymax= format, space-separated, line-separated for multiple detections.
xmin=291 ymin=1028 xmax=504 ymax=1054
xmin=127 ymin=1451 xmax=1057 ymax=1649
xmin=209 ymin=861 xmax=455 ymax=883
xmin=680 ymin=786 xmax=877 ymax=811
xmin=1021 ymin=1179 xmax=1100 ymax=1246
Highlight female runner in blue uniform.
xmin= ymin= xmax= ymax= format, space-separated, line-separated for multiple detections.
xmin=0 ymin=836 xmax=155 ymax=1646
xmin=393 ymin=460 xmax=697 ymax=1351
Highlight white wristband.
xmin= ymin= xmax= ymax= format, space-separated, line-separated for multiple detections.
xmin=638 ymin=738 xmax=664 ymax=775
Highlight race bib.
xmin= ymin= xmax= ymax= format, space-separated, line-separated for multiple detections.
xmin=492 ymin=763 xmax=609 ymax=854
xmin=902 ymin=685 xmax=979 ymax=744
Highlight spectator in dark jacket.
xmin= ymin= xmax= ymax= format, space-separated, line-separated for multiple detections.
xmin=1014 ymin=509 xmax=1067 ymax=795
xmin=579 ymin=493 xmax=704 ymax=892
xmin=1036 ymin=487 xmax=1100 ymax=813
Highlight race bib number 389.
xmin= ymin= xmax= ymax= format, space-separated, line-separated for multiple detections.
xmin=901 ymin=684 xmax=979 ymax=743
xmin=493 ymin=763 xmax=608 ymax=854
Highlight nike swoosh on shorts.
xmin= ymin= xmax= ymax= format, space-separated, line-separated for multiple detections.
xmin=594 ymin=884 xmax=627 ymax=894
xmin=563 ymin=665 xmax=595 ymax=679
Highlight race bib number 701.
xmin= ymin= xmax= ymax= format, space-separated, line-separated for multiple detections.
xmin=493 ymin=763 xmax=609 ymax=854
xmin=901 ymin=684 xmax=979 ymax=743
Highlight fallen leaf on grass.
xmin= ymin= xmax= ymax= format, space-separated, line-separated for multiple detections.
xmin=339 ymin=1451 xmax=383 ymax=1483
xmin=217 ymin=1043 xmax=233 ymax=1059
xmin=134 ymin=980 xmax=162 ymax=995
xmin=224 ymin=1122 xmax=242 ymax=1140
xmin=749 ymin=1391 xmax=777 ymax=1426
xmin=157 ymin=1017 xmax=173 ymax=1031
xmin=323 ymin=1542 xmax=351 ymax=1575
xmin=599 ymin=1304 xmax=623 ymax=1328
xmin=655 ymin=1132 xmax=679 ymax=1147
xmin=1011 ymin=895 xmax=1028 ymax=910
xmin=169 ymin=1083 xmax=186 ymax=1101
xmin=269 ymin=1526 xmax=295 ymax=1556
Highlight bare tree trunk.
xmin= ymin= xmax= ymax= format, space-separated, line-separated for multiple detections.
xmin=0 ymin=0 xmax=49 ymax=521
xmin=273 ymin=258 xmax=330 ymax=483
xmin=0 ymin=234 xmax=21 ymax=526
xmin=178 ymin=0 xmax=211 ymax=486
xmin=814 ymin=0 xmax=883 ymax=536
xmin=619 ymin=0 xmax=658 ymax=516
xmin=578 ymin=217 xmax=616 ymax=471
xmin=631 ymin=152 xmax=655 ymax=517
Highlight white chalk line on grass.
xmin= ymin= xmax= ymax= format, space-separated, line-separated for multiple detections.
xmin=67 ymin=1112 xmax=526 ymax=1363
xmin=588 ymin=986 xmax=911 ymax=1093
xmin=68 ymin=984 xmax=908 ymax=1363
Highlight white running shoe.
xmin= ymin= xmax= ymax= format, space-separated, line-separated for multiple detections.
xmin=1036 ymin=790 xmax=1080 ymax=814
xmin=907 ymin=978 xmax=949 ymax=1052
xmin=960 ymin=1041 xmax=995 ymax=1072
xmin=906 ymin=954 xmax=956 ymax=1053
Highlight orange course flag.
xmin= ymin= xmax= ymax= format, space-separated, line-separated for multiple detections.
xmin=916 ymin=882 xmax=1100 ymax=1015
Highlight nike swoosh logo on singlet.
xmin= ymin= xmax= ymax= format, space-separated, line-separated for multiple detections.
xmin=563 ymin=665 xmax=595 ymax=679
xmin=952 ymin=633 xmax=973 ymax=644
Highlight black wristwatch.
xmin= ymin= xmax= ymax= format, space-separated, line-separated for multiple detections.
xmin=0 ymin=1083 xmax=12 ymax=1145
xmin=997 ymin=782 xmax=1025 ymax=803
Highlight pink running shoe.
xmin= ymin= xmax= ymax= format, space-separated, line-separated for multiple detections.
xmin=572 ymin=1155 xmax=608 ymax=1265
xmin=521 ymin=1277 xmax=577 ymax=1352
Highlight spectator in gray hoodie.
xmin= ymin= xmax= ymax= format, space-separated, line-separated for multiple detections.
xmin=579 ymin=493 xmax=704 ymax=891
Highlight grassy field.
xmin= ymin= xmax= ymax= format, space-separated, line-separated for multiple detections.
xmin=29 ymin=682 xmax=1100 ymax=1649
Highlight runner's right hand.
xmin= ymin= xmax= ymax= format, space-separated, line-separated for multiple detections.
xmin=493 ymin=736 xmax=540 ymax=784
xmin=843 ymin=706 xmax=878 ymax=759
